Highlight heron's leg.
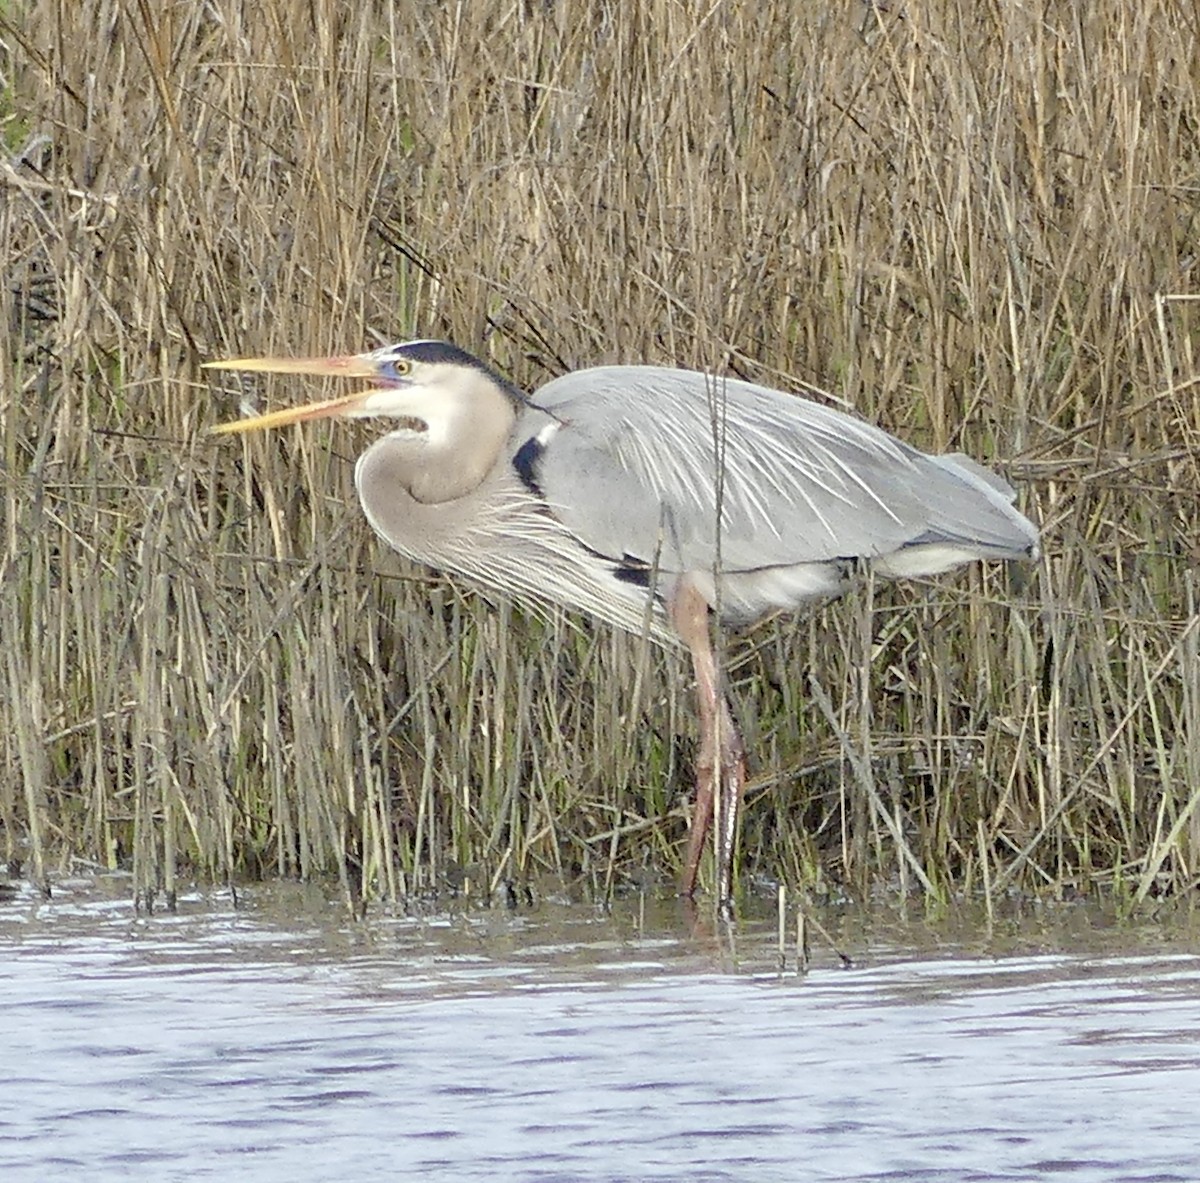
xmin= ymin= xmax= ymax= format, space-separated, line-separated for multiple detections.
xmin=670 ymin=580 xmax=745 ymax=904
xmin=672 ymin=580 xmax=716 ymax=897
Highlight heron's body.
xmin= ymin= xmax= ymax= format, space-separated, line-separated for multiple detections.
xmin=208 ymin=340 xmax=1039 ymax=905
xmin=347 ymin=347 xmax=1037 ymax=640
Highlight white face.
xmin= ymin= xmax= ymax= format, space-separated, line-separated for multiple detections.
xmin=205 ymin=340 xmax=503 ymax=438
xmin=377 ymin=361 xmax=496 ymax=450
xmin=210 ymin=340 xmax=519 ymax=506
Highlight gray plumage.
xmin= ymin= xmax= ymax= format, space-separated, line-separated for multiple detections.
xmin=346 ymin=344 xmax=1037 ymax=643
xmin=208 ymin=338 xmax=1039 ymax=903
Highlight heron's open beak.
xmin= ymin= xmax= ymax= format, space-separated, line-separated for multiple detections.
xmin=203 ymin=353 xmax=383 ymax=434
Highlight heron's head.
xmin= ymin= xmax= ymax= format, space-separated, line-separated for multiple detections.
xmin=205 ymin=340 xmax=518 ymax=442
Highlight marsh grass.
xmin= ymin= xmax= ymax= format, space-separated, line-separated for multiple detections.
xmin=2 ymin=0 xmax=1198 ymax=910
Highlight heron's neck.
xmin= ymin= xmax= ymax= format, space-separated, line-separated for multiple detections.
xmin=404 ymin=373 xmax=517 ymax=503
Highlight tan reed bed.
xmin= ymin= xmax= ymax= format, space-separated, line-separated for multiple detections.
xmin=2 ymin=0 xmax=1197 ymax=911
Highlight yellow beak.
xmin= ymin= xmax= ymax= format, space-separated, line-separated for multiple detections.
xmin=203 ymin=353 xmax=381 ymax=434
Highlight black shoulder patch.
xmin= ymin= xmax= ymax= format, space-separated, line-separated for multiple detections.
xmin=613 ymin=561 xmax=651 ymax=589
xmin=513 ymin=434 xmax=546 ymax=498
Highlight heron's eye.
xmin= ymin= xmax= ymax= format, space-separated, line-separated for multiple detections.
xmin=392 ymin=358 xmax=412 ymax=377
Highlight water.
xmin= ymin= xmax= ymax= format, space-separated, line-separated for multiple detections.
xmin=3 ymin=877 xmax=1199 ymax=1182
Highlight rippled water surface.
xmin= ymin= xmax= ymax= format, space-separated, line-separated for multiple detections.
xmin=3 ymin=878 xmax=1200 ymax=1182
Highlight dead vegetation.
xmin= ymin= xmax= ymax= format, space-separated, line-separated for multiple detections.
xmin=2 ymin=0 xmax=1198 ymax=909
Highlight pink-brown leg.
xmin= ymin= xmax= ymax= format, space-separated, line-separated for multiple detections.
xmin=670 ymin=579 xmax=746 ymax=906
xmin=679 ymin=682 xmax=717 ymax=898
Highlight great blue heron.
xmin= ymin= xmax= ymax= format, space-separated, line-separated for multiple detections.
xmin=206 ymin=340 xmax=1039 ymax=903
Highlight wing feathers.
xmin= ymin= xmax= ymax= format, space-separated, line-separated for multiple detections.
xmin=527 ymin=365 xmax=1038 ymax=585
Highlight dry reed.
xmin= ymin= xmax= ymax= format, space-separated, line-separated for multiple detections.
xmin=2 ymin=0 xmax=1198 ymax=910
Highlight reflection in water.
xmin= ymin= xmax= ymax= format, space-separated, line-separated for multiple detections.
xmin=2 ymin=879 xmax=1199 ymax=1182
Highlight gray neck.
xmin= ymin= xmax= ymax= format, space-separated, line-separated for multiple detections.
xmin=400 ymin=369 xmax=517 ymax=504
